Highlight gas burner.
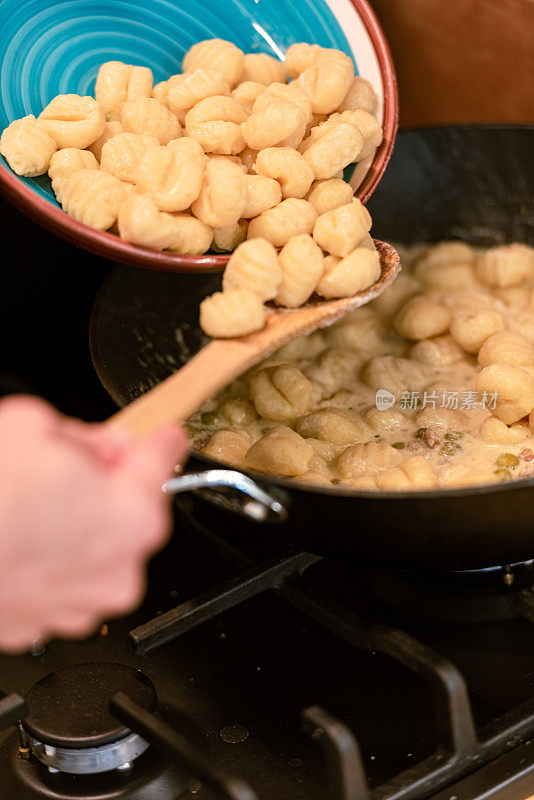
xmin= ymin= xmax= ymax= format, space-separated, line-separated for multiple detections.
xmin=0 ymin=662 xmax=198 ymax=800
xmin=0 ymin=731 xmax=191 ymax=800
xmin=23 ymin=663 xmax=156 ymax=775
xmin=363 ymin=560 xmax=534 ymax=623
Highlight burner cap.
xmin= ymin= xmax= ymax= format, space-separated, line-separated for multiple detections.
xmin=23 ymin=663 xmax=157 ymax=749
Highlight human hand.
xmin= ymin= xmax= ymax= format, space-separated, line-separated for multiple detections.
xmin=0 ymin=395 xmax=187 ymax=652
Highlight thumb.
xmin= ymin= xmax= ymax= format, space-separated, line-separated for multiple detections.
xmin=0 ymin=395 xmax=59 ymax=437
xmin=119 ymin=424 xmax=189 ymax=494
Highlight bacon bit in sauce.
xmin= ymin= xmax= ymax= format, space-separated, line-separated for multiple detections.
xmin=519 ymin=448 xmax=534 ymax=462
xmin=407 ymin=440 xmax=424 ymax=453
xmin=421 ymin=429 xmax=440 ymax=449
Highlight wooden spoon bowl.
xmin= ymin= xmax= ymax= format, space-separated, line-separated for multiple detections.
xmin=111 ymin=240 xmax=400 ymax=437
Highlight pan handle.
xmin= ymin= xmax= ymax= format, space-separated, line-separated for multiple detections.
xmin=163 ymin=470 xmax=288 ymax=523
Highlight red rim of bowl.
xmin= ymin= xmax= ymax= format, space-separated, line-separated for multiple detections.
xmin=0 ymin=3 xmax=398 ymax=274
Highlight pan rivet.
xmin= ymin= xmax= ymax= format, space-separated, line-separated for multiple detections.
xmin=502 ymin=566 xmax=514 ymax=587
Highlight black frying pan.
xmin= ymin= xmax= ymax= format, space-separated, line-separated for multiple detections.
xmin=90 ymin=125 xmax=534 ymax=571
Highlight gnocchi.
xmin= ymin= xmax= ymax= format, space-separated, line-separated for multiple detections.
xmin=152 ymin=75 xmax=185 ymax=112
xmin=316 ymin=248 xmax=380 ymax=299
xmin=61 ymin=169 xmax=130 ymax=230
xmin=476 ymin=363 xmax=534 ymax=424
xmin=336 ymin=441 xmax=403 ymax=479
xmin=95 ymin=61 xmax=132 ymax=120
xmin=307 ymin=178 xmax=354 ymax=216
xmin=313 ymin=200 xmax=371 ymax=257
xmin=476 ymin=244 xmax=534 ymax=288
xmin=222 ymin=238 xmax=281 ymax=300
xmin=168 ymin=214 xmax=213 ymax=255
xmin=118 ymin=194 xmax=183 ymax=249
xmin=167 ymin=69 xmax=231 ymax=119
xmin=478 ymin=331 xmax=534 ymax=367
xmin=410 ymin=335 xmax=464 ymax=365
xmin=220 ymin=397 xmax=257 ymax=426
xmin=362 ymin=405 xmax=407 ymax=433
xmin=249 ymin=364 xmax=312 ymax=421
xmin=95 ymin=62 xmax=153 ymax=121
xmin=377 ymin=456 xmax=437 ymax=489
xmin=203 ymin=429 xmax=251 ymax=464
xmin=305 ymin=348 xmax=366 ymax=394
xmin=284 ymin=43 xmax=324 ymax=79
xmin=338 ymin=76 xmax=376 ymax=113
xmin=88 ymin=120 xmax=124 ymax=161
xmin=231 ymin=81 xmax=266 ymax=115
xmin=296 ymin=409 xmax=366 ymax=446
xmin=48 ymin=147 xmax=98 ymax=183
xmin=415 ymin=260 xmax=477 ymax=291
xmin=245 ymin=426 xmax=313 ymax=476
xmin=253 ymin=83 xmax=313 ymax=126
xmin=247 ymin=198 xmax=317 ymax=247
xmin=276 ymin=234 xmax=324 ymax=307
xmin=191 ymin=159 xmax=247 ymax=229
xmin=122 ymin=97 xmax=181 ymax=145
xmin=49 ymin=148 xmax=99 ymax=203
xmin=133 ymin=144 xmax=205 ymax=211
xmin=395 ymin=298 xmax=451 ymax=341
xmin=335 ymin=109 xmax=383 ymax=160
xmin=100 ymin=132 xmax=159 ymax=184
xmin=242 ymin=174 xmax=282 ymax=218
xmin=241 ymin=100 xmax=306 ymax=150
xmin=199 ymin=288 xmax=266 ymax=338
xmin=242 ymin=53 xmax=286 ymax=86
xmin=479 ymin=417 xmax=530 ymax=445
xmin=362 ymin=355 xmax=427 ymax=394
xmin=254 ymin=147 xmax=314 ymax=199
xmin=185 ymin=95 xmax=247 ymax=155
xmin=183 ymin=39 xmax=245 ymax=88
xmin=211 ymin=220 xmax=248 ymax=253
xmin=301 ymin=121 xmax=363 ymax=179
xmin=293 ymin=51 xmax=354 ymax=114
xmin=191 ymin=240 xmax=534 ymax=491
xmin=450 ymin=309 xmax=504 ymax=354
xmin=39 ymin=95 xmax=106 ymax=149
xmin=324 ymin=309 xmax=385 ymax=354
xmin=0 ymin=115 xmax=57 ymax=177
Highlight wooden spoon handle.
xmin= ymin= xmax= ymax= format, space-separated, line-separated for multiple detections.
xmin=110 ymin=337 xmax=262 ymax=437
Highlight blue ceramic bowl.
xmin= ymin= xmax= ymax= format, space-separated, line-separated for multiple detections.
xmin=0 ymin=0 xmax=397 ymax=271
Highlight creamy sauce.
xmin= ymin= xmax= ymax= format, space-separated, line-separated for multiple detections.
xmin=189 ymin=241 xmax=534 ymax=490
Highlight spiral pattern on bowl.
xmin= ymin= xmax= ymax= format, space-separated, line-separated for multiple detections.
xmin=0 ymin=0 xmax=354 ymax=206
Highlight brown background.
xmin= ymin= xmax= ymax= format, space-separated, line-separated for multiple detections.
xmin=370 ymin=0 xmax=534 ymax=128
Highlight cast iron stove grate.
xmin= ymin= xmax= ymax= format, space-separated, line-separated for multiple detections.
xmin=127 ymin=500 xmax=534 ymax=800
xmin=1 ymin=503 xmax=533 ymax=800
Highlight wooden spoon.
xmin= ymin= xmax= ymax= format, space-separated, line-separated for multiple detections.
xmin=111 ymin=240 xmax=400 ymax=437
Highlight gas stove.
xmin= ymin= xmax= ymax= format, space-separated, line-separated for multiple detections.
xmin=1 ymin=145 xmax=534 ymax=800
xmin=1 ymin=493 xmax=533 ymax=800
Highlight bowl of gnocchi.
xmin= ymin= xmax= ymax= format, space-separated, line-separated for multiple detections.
xmin=0 ymin=0 xmax=397 ymax=272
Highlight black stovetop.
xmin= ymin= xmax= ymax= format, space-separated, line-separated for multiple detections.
xmin=0 ymin=195 xmax=533 ymax=800
xmin=1 ymin=494 xmax=534 ymax=800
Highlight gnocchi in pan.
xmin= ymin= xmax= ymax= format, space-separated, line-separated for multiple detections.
xmin=189 ymin=241 xmax=534 ymax=491
xmin=0 ymin=37 xmax=381 ymax=270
